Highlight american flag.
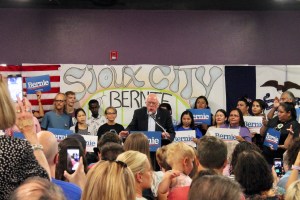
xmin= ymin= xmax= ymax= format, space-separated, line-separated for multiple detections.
xmin=0 ymin=65 xmax=60 ymax=112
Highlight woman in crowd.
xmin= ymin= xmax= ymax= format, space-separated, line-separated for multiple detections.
xmin=175 ymin=110 xmax=203 ymax=139
xmin=206 ymin=109 xmax=227 ymax=135
xmin=229 ymin=141 xmax=262 ymax=178
xmin=251 ymin=99 xmax=267 ymax=148
xmin=188 ymin=175 xmax=242 ymax=200
xmin=193 ymin=95 xmax=212 ymax=135
xmin=0 ymin=75 xmax=49 ymax=199
xmin=220 ymin=108 xmax=252 ymax=142
xmin=70 ymin=108 xmax=91 ymax=135
xmin=260 ymin=102 xmax=300 ymax=164
xmin=81 ymin=160 xmax=136 ymax=200
xmin=97 ymin=106 xmax=124 ymax=139
xmin=234 ymin=150 xmax=279 ymax=199
xmin=56 ymin=137 xmax=88 ymax=181
xmin=236 ymin=97 xmax=250 ymax=116
xmin=159 ymin=103 xmax=177 ymax=126
xmin=117 ymin=151 xmax=153 ymax=200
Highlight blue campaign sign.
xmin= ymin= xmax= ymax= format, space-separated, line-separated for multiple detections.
xmin=13 ymin=132 xmax=25 ymax=139
xmin=188 ymin=109 xmax=211 ymax=125
xmin=25 ymin=75 xmax=51 ymax=94
xmin=296 ymin=108 xmax=300 ymax=122
xmin=263 ymin=128 xmax=281 ymax=150
xmin=131 ymin=131 xmax=161 ymax=152
xmin=48 ymin=128 xmax=73 ymax=142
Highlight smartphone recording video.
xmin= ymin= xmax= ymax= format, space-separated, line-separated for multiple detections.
xmin=7 ymin=75 xmax=23 ymax=102
xmin=274 ymin=158 xmax=283 ymax=176
xmin=67 ymin=148 xmax=80 ymax=173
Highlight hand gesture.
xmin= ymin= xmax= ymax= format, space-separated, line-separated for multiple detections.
xmin=162 ymin=132 xmax=170 ymax=139
xmin=64 ymin=157 xmax=86 ymax=190
xmin=235 ymin=135 xmax=244 ymax=142
xmin=165 ymin=170 xmax=181 ymax=180
xmin=15 ymin=97 xmax=35 ymax=137
xmin=36 ymin=91 xmax=42 ymax=102
xmin=273 ymin=97 xmax=280 ymax=109
xmin=286 ymin=124 xmax=294 ymax=136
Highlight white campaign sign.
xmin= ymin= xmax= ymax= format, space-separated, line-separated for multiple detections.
xmin=174 ymin=130 xmax=196 ymax=147
xmin=209 ymin=128 xmax=239 ymax=142
xmin=243 ymin=116 xmax=263 ymax=133
xmin=81 ymin=135 xmax=98 ymax=152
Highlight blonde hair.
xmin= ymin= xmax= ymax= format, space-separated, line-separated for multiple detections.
xmin=10 ymin=177 xmax=65 ymax=200
xmin=0 ymin=76 xmax=16 ymax=130
xmin=166 ymin=142 xmax=195 ymax=167
xmin=286 ymin=180 xmax=300 ymax=200
xmin=156 ymin=145 xmax=171 ymax=171
xmin=82 ymin=161 xmax=135 ymax=200
xmin=117 ymin=150 xmax=149 ymax=175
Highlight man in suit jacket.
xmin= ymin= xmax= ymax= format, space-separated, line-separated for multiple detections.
xmin=120 ymin=93 xmax=175 ymax=142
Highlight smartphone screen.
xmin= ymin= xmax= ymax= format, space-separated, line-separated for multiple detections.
xmin=274 ymin=158 xmax=283 ymax=176
xmin=67 ymin=148 xmax=80 ymax=172
xmin=7 ymin=75 xmax=23 ymax=102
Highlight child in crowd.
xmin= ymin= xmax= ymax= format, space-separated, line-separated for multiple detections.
xmin=158 ymin=142 xmax=195 ymax=200
xmin=175 ymin=110 xmax=203 ymax=139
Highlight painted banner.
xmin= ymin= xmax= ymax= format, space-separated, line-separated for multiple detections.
xmin=59 ymin=64 xmax=226 ymax=126
xmin=25 ymin=75 xmax=51 ymax=94
xmin=209 ymin=128 xmax=239 ymax=142
xmin=244 ymin=116 xmax=263 ymax=133
xmin=188 ymin=109 xmax=211 ymax=125
xmin=174 ymin=130 xmax=196 ymax=147
xmin=256 ymin=65 xmax=300 ymax=112
xmin=263 ymin=128 xmax=281 ymax=150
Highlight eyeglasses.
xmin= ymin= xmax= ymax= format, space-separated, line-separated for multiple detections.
xmin=54 ymin=100 xmax=65 ymax=103
xmin=146 ymin=101 xmax=158 ymax=106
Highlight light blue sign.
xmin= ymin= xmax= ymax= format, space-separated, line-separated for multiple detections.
xmin=25 ymin=75 xmax=51 ymax=94
xmin=48 ymin=128 xmax=73 ymax=142
xmin=263 ymin=128 xmax=281 ymax=150
xmin=131 ymin=131 xmax=161 ymax=152
xmin=296 ymin=108 xmax=300 ymax=122
xmin=188 ymin=109 xmax=211 ymax=125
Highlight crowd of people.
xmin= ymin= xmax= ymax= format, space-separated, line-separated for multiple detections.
xmin=1 ymin=73 xmax=300 ymax=200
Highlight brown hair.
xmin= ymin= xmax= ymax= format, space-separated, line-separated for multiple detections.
xmin=123 ymin=133 xmax=150 ymax=161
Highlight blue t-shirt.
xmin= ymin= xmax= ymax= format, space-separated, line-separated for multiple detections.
xmin=52 ymin=178 xmax=81 ymax=200
xmin=175 ymin=126 xmax=203 ymax=138
xmin=41 ymin=111 xmax=73 ymax=130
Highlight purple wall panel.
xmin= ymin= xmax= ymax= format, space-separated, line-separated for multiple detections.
xmin=0 ymin=9 xmax=300 ymax=65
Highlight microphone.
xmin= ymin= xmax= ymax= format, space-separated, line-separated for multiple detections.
xmin=149 ymin=112 xmax=167 ymax=133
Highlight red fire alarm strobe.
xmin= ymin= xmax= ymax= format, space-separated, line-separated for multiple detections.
xmin=110 ymin=51 xmax=118 ymax=61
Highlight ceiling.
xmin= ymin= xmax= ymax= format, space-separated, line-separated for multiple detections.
xmin=1 ymin=0 xmax=300 ymax=10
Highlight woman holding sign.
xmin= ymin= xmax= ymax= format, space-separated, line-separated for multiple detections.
xmin=220 ymin=108 xmax=252 ymax=142
xmin=250 ymin=99 xmax=267 ymax=148
xmin=175 ymin=110 xmax=203 ymax=139
xmin=260 ymin=102 xmax=300 ymax=164
xmin=193 ymin=96 xmax=212 ymax=135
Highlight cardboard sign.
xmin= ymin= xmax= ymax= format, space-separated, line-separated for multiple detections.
xmin=263 ymin=128 xmax=281 ymax=150
xmin=209 ymin=128 xmax=239 ymax=142
xmin=25 ymin=75 xmax=51 ymax=94
xmin=81 ymin=135 xmax=98 ymax=152
xmin=244 ymin=116 xmax=263 ymax=133
xmin=174 ymin=130 xmax=196 ymax=147
xmin=131 ymin=131 xmax=161 ymax=152
xmin=188 ymin=109 xmax=211 ymax=125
